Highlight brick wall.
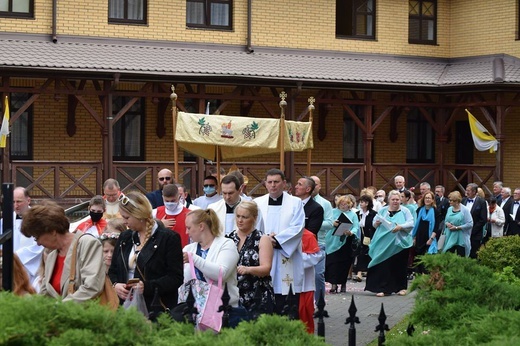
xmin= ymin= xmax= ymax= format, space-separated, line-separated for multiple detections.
xmin=1 ymin=0 xmax=518 ymax=59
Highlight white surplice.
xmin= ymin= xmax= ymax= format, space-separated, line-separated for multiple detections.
xmin=208 ymin=198 xmax=265 ymax=235
xmin=254 ymin=192 xmax=305 ymax=294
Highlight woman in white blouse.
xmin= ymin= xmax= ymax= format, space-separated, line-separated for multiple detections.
xmin=183 ymin=209 xmax=248 ymax=327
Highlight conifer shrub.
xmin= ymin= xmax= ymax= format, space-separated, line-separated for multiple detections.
xmin=0 ymin=292 xmax=326 ymax=345
xmin=478 ymin=235 xmax=520 ymax=278
xmin=409 ymin=253 xmax=520 ymax=330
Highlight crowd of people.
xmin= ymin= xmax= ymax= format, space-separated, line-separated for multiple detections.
xmin=1 ymin=168 xmax=517 ymax=333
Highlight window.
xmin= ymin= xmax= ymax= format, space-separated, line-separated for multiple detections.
xmin=108 ymin=0 xmax=146 ymax=24
xmin=186 ymin=0 xmax=232 ymax=30
xmin=343 ymin=106 xmax=365 ymax=163
xmin=7 ymin=93 xmax=33 ymax=160
xmin=406 ymin=108 xmax=434 ymax=163
xmin=0 ymin=0 xmax=33 ymax=18
xmin=336 ymin=0 xmax=376 ymax=39
xmin=409 ymin=0 xmax=436 ymax=44
xmin=113 ymin=97 xmax=145 ymax=160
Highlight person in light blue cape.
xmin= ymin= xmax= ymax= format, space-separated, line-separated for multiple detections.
xmin=365 ymin=190 xmax=414 ymax=297
xmin=325 ymin=195 xmax=360 ymax=293
xmin=442 ymin=191 xmax=473 ymax=257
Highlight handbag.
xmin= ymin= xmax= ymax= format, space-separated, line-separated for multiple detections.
xmin=350 ymin=236 xmax=362 ymax=257
xmin=178 ymin=252 xmax=224 ymax=333
xmin=69 ymin=234 xmax=119 ymax=311
xmin=361 ymin=226 xmax=371 ymax=246
xmin=437 ymin=230 xmax=446 ymax=251
xmin=123 ymin=286 xmax=149 ymax=317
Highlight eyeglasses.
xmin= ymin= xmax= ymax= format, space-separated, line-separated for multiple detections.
xmin=203 ymin=184 xmax=215 ymax=188
xmin=159 ymin=177 xmax=172 ymax=182
xmin=118 ymin=193 xmax=138 ymax=208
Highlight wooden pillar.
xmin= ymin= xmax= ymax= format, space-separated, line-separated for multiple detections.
xmin=103 ymin=80 xmax=113 ymax=180
xmin=364 ymin=92 xmax=373 ymax=187
xmin=495 ymin=93 xmax=505 ymax=181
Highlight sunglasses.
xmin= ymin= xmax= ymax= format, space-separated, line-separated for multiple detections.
xmin=118 ymin=193 xmax=138 ymax=208
xmin=203 ymin=184 xmax=215 ymax=188
xmin=159 ymin=176 xmax=172 ymax=182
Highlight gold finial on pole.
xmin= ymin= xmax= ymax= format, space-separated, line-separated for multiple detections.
xmin=279 ymin=91 xmax=287 ymax=172
xmin=171 ymin=85 xmax=179 ymax=182
xmin=306 ymin=97 xmax=315 ymax=176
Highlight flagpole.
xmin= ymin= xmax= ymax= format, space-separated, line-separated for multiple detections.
xmin=306 ymin=97 xmax=315 ymax=176
xmin=170 ymin=85 xmax=179 ymax=182
xmin=279 ymin=92 xmax=287 ymax=172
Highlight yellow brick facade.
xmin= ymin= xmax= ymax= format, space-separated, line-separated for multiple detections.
xmin=1 ymin=1 xmax=519 ymax=59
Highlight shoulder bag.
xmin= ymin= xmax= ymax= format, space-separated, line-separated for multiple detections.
xmin=68 ymin=234 xmax=119 ymax=311
xmin=178 ymin=252 xmax=224 ymax=333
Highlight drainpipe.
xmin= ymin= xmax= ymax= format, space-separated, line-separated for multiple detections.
xmin=246 ymin=0 xmax=254 ymax=53
xmin=52 ymin=0 xmax=58 ymax=43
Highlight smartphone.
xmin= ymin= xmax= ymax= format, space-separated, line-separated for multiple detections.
xmin=126 ymin=278 xmax=139 ymax=285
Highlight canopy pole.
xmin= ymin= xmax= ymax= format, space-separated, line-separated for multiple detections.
xmin=170 ymin=85 xmax=179 ymax=182
xmin=279 ymin=91 xmax=287 ymax=172
xmin=306 ymin=96 xmax=315 ymax=176
xmin=216 ymin=145 xmax=221 ymax=186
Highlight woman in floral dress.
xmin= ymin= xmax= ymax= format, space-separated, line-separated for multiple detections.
xmin=227 ymin=201 xmax=274 ymax=314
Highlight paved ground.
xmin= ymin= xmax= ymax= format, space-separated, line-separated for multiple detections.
xmin=314 ymin=279 xmax=416 ymax=345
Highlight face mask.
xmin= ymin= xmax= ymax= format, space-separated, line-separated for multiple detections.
xmin=377 ymin=197 xmax=384 ymax=203
xmin=90 ymin=211 xmax=103 ymax=223
xmin=203 ymin=186 xmax=216 ymax=195
xmin=164 ymin=201 xmax=179 ymax=212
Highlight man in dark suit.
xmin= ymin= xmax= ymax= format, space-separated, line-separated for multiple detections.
xmin=293 ymin=177 xmax=324 ymax=235
xmin=462 ymin=183 xmax=488 ymax=259
xmin=434 ymin=185 xmax=450 ymax=237
xmin=500 ymin=187 xmax=513 ymax=235
xmin=506 ymin=188 xmax=520 ymax=236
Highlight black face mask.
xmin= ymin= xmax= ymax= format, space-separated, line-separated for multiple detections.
xmin=90 ymin=211 xmax=103 ymax=223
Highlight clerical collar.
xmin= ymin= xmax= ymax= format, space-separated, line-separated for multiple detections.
xmin=269 ymin=194 xmax=283 ymax=205
xmin=226 ymin=199 xmax=240 ymax=214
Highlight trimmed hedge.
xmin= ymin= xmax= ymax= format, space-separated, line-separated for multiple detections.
xmin=0 ymin=292 xmax=325 ymax=345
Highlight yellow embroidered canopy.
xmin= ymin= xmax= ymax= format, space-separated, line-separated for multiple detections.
xmin=175 ymin=112 xmax=313 ymax=160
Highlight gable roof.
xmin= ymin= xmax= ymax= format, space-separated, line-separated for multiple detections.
xmin=1 ymin=33 xmax=520 ymax=90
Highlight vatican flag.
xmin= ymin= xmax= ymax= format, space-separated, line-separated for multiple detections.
xmin=466 ymin=109 xmax=498 ymax=153
xmin=0 ymin=96 xmax=9 ymax=148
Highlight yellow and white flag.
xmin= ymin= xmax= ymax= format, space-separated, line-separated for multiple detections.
xmin=0 ymin=96 xmax=9 ymax=148
xmin=466 ymin=109 xmax=498 ymax=153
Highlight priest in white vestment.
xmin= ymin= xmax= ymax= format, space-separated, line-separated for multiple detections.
xmin=254 ymin=169 xmax=305 ymax=316
xmin=209 ymin=175 xmax=264 ymax=235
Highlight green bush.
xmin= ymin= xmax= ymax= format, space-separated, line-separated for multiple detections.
xmin=478 ymin=235 xmax=520 ymax=278
xmin=409 ymin=253 xmax=520 ymax=330
xmin=0 ymin=292 xmax=325 ymax=345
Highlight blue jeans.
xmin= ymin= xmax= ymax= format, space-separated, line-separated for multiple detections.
xmin=314 ymin=245 xmax=326 ymax=303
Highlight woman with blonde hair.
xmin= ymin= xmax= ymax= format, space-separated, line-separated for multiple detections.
xmin=442 ymin=191 xmax=473 ymax=257
xmin=108 ymin=191 xmax=183 ymax=315
xmin=227 ymin=201 xmax=274 ymax=313
xmin=183 ymin=208 xmax=247 ymax=327
xmin=366 ymin=190 xmax=414 ymax=297
xmin=325 ymin=195 xmax=360 ymax=293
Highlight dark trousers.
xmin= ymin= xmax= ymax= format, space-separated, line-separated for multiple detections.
xmin=446 ymin=244 xmax=466 ymax=257
xmin=470 ymin=237 xmax=481 ymax=259
xmin=274 ymin=293 xmax=300 ymax=319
